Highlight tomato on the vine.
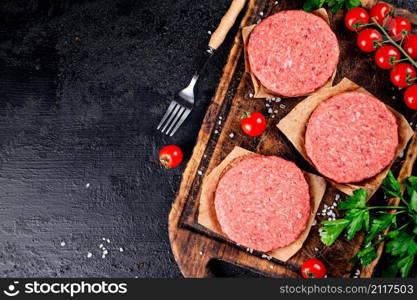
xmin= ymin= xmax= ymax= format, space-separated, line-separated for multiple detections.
xmin=301 ymin=259 xmax=327 ymax=278
xmin=241 ymin=112 xmax=266 ymax=137
xmin=344 ymin=7 xmax=369 ymax=32
xmin=159 ymin=145 xmax=183 ymax=168
xmin=404 ymin=34 xmax=417 ymax=60
xmin=370 ymin=3 xmax=392 ymax=26
xmin=404 ymin=85 xmax=417 ymax=110
xmin=375 ymin=45 xmax=401 ymax=70
xmin=357 ymin=29 xmax=382 ymax=53
xmin=388 ymin=17 xmax=412 ymax=41
xmin=390 ymin=63 xmax=417 ymax=88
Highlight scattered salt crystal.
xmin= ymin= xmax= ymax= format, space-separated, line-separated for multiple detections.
xmin=102 ymin=254 xmax=106 ymax=259
xmin=399 ymin=151 xmax=404 ymax=158
xmin=218 ymin=120 xmax=222 ymax=125
xmin=214 ymin=130 xmax=219 ymax=134
xmin=208 ymin=30 xmax=212 ymax=35
xmin=87 ymin=252 xmax=92 ymax=258
xmin=312 ymin=219 xmax=317 ymax=226
xmin=249 ymin=93 xmax=254 ymax=98
xmin=335 ymin=194 xmax=340 ymax=201
xmin=107 ymin=239 xmax=110 ymax=243
xmin=199 ymin=251 xmax=203 ymax=256
xmin=392 ymin=96 xmax=396 ymax=100
xmin=60 ymin=241 xmax=66 ymax=247
xmin=268 ymin=108 xmax=273 ymax=114
xmin=219 ymin=116 xmax=222 ymax=120
xmin=102 ymin=237 xmax=106 ymax=241
xmin=260 ymin=11 xmax=264 ymax=16
xmin=314 ymin=247 xmax=318 ymax=252
xmin=275 ymin=0 xmax=279 ymax=4
xmin=266 ymin=103 xmax=270 ymax=107
xmin=86 ymin=183 xmax=90 ymax=188
xmin=229 ymin=132 xmax=234 ymax=138
xmin=274 ymin=110 xmax=278 ymax=114
xmin=279 ymin=104 xmax=285 ymax=109
xmin=99 ymin=244 xmax=103 ymax=248
xmin=197 ymin=170 xmax=203 ymax=176
xmin=120 ymin=247 xmax=124 ymax=252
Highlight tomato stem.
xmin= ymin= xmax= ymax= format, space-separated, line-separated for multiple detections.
xmin=371 ymin=17 xmax=417 ymax=69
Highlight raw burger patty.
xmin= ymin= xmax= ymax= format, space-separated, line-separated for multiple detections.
xmin=305 ymin=91 xmax=399 ymax=183
xmin=247 ymin=10 xmax=339 ymax=97
xmin=214 ymin=155 xmax=310 ymax=252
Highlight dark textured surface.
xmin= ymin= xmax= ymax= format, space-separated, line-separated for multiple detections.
xmin=0 ymin=0 xmax=415 ymax=278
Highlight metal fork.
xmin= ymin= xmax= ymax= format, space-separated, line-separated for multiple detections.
xmin=157 ymin=0 xmax=247 ymax=136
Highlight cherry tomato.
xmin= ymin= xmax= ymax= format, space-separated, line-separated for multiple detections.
xmin=390 ymin=63 xmax=417 ymax=88
xmin=357 ymin=28 xmax=382 ymax=53
xmin=375 ymin=45 xmax=401 ymax=70
xmin=301 ymin=259 xmax=327 ymax=278
xmin=159 ymin=145 xmax=183 ymax=168
xmin=388 ymin=17 xmax=411 ymax=41
xmin=404 ymin=85 xmax=417 ymax=110
xmin=241 ymin=112 xmax=266 ymax=137
xmin=404 ymin=34 xmax=417 ymax=60
xmin=370 ymin=3 xmax=392 ymax=25
xmin=345 ymin=7 xmax=370 ymax=31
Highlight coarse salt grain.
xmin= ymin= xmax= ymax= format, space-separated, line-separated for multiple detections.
xmin=99 ymin=244 xmax=103 ymax=248
xmin=279 ymin=104 xmax=285 ymax=109
xmin=107 ymin=239 xmax=110 ymax=243
xmin=208 ymin=31 xmax=212 ymax=35
xmin=60 ymin=241 xmax=66 ymax=247
xmin=120 ymin=247 xmax=124 ymax=252
xmin=214 ymin=130 xmax=219 ymax=134
xmin=197 ymin=170 xmax=203 ymax=176
xmin=229 ymin=133 xmax=234 ymax=138
xmin=249 ymin=93 xmax=253 ymax=98
xmin=86 ymin=183 xmax=90 ymax=188
xmin=199 ymin=251 xmax=203 ymax=256
xmin=87 ymin=252 xmax=92 ymax=258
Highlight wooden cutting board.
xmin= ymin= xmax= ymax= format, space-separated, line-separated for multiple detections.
xmin=169 ymin=0 xmax=417 ymax=278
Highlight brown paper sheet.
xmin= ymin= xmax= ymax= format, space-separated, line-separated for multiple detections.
xmin=198 ymin=146 xmax=327 ymax=262
xmin=277 ymin=78 xmax=414 ymax=197
xmin=241 ymin=8 xmax=336 ymax=99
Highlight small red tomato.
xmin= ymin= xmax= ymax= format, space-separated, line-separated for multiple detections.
xmin=404 ymin=85 xmax=417 ymax=110
xmin=345 ymin=7 xmax=370 ymax=31
xmin=388 ymin=17 xmax=411 ymax=41
xmin=357 ymin=28 xmax=382 ymax=53
xmin=370 ymin=3 xmax=392 ymax=25
xmin=375 ymin=45 xmax=401 ymax=70
xmin=301 ymin=259 xmax=327 ymax=278
xmin=159 ymin=145 xmax=183 ymax=168
xmin=404 ymin=34 xmax=417 ymax=60
xmin=390 ymin=63 xmax=417 ymax=88
xmin=241 ymin=112 xmax=266 ymax=137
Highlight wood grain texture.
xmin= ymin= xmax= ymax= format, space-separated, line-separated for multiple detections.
xmin=169 ymin=0 xmax=417 ymax=278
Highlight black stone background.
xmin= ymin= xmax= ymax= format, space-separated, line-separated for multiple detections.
xmin=0 ymin=0 xmax=415 ymax=278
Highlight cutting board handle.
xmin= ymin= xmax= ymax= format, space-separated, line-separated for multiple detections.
xmin=208 ymin=0 xmax=247 ymax=50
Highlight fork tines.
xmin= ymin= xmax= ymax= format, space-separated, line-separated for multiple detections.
xmin=157 ymin=101 xmax=191 ymax=136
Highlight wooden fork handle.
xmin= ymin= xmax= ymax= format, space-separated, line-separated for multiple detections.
xmin=208 ymin=0 xmax=247 ymax=50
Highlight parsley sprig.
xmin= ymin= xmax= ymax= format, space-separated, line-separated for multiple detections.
xmin=319 ymin=170 xmax=417 ymax=277
xmin=303 ymin=0 xmax=361 ymax=14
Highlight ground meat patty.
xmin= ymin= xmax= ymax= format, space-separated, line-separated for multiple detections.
xmin=214 ymin=155 xmax=310 ymax=252
xmin=247 ymin=10 xmax=339 ymax=97
xmin=305 ymin=92 xmax=399 ymax=183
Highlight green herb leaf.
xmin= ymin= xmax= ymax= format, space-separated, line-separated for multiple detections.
xmin=386 ymin=232 xmax=417 ymax=257
xmin=398 ymin=255 xmax=415 ymax=278
xmin=365 ymin=213 xmax=396 ymax=244
xmin=338 ymin=189 xmax=367 ymax=210
xmin=345 ymin=209 xmax=370 ymax=240
xmin=319 ymin=219 xmax=350 ymax=246
xmin=409 ymin=190 xmax=417 ymax=213
xmin=382 ymin=170 xmax=402 ymax=199
xmin=347 ymin=0 xmax=361 ymax=10
xmin=303 ymin=0 xmax=360 ymax=13
xmin=352 ymin=246 xmax=378 ymax=266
